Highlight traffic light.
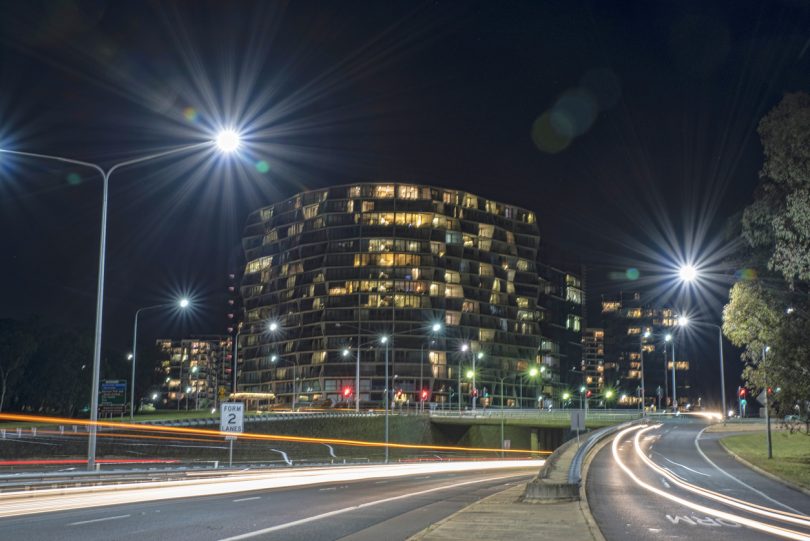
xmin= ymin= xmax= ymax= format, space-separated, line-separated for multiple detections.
xmin=767 ymin=387 xmax=773 ymax=396
xmin=421 ymin=389 xmax=428 ymax=401
xmin=586 ymin=390 xmax=593 ymax=399
xmin=739 ymin=387 xmax=746 ymax=398
xmin=342 ymin=386 xmax=352 ymax=398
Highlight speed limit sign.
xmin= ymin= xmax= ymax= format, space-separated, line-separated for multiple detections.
xmin=220 ymin=402 xmax=244 ymax=433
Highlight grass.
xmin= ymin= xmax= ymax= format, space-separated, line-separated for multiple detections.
xmin=721 ymin=430 xmax=810 ymax=490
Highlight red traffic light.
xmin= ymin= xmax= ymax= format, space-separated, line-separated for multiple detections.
xmin=421 ymin=390 xmax=428 ymax=400
xmin=767 ymin=387 xmax=773 ymax=396
xmin=342 ymin=387 xmax=352 ymax=398
xmin=586 ymin=390 xmax=593 ymax=398
xmin=739 ymin=388 xmax=746 ymax=398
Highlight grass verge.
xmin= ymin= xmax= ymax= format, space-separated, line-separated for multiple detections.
xmin=721 ymin=430 xmax=810 ymax=490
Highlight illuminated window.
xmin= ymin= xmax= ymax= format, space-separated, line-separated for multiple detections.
xmin=463 ymin=194 xmax=477 ymax=208
xmin=463 ymin=235 xmax=475 ymax=247
xmin=442 ymin=191 xmax=456 ymax=204
xmin=349 ymin=186 xmax=363 ymax=197
xmin=566 ymin=315 xmax=582 ymax=332
xmin=361 ymin=201 xmax=374 ymax=212
xmin=478 ymin=238 xmax=492 ymax=251
xmin=446 ymin=284 xmax=463 ymax=298
xmin=445 ymin=270 xmax=461 ymax=283
xmin=506 ymin=231 xmax=516 ymax=245
xmin=430 ymin=242 xmax=445 ymax=256
xmin=479 ymin=328 xmax=495 ymax=341
xmin=446 ymin=231 xmax=461 ymax=244
xmin=490 ymin=292 xmax=507 ymax=305
xmin=445 ymin=311 xmax=461 ymax=326
xmin=429 ymin=282 xmax=445 ymax=296
xmin=246 ymin=256 xmax=273 ymax=274
xmin=627 ymin=327 xmax=641 ymax=335
xmin=602 ymin=301 xmax=621 ymax=312
xmin=626 ymin=308 xmax=642 ymax=318
xmin=303 ymin=204 xmax=318 ymax=219
xmin=517 ymin=259 xmax=529 ymax=271
xmin=263 ymin=230 xmax=278 ymax=245
xmin=397 ymin=185 xmax=420 ymax=199
xmin=374 ymin=184 xmax=395 ymax=198
xmin=312 ymin=351 xmax=326 ymax=364
xmin=479 ymin=224 xmax=494 ymax=238
xmin=479 ymin=263 xmax=493 ymax=277
xmin=566 ymin=287 xmax=584 ymax=304
xmin=516 ymin=297 xmax=530 ymax=308
xmin=462 ymin=300 xmax=479 ymax=313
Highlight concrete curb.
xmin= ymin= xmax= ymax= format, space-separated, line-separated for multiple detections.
xmin=520 ymin=436 xmax=580 ymax=502
xmin=718 ymin=437 xmax=810 ymax=498
xmin=577 ymin=432 xmax=613 ymax=541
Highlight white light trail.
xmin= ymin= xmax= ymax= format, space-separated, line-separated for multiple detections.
xmin=0 ymin=460 xmax=542 ymax=519
xmin=611 ymin=425 xmax=810 ymax=540
xmin=633 ymin=425 xmax=810 ymax=527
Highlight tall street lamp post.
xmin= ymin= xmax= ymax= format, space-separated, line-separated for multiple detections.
xmin=0 ymin=131 xmax=240 ymax=470
xmin=381 ymin=335 xmax=390 ymax=464
xmin=130 ymin=298 xmax=189 ymax=420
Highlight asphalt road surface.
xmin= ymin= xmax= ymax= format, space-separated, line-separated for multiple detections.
xmin=0 ymin=465 xmax=536 ymax=541
xmin=588 ymin=417 xmax=810 ymax=541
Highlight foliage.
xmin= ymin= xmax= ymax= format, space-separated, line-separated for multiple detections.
xmin=724 ymin=92 xmax=810 ymax=422
xmin=0 ymin=319 xmax=38 ymax=412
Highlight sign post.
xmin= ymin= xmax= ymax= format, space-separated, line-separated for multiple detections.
xmin=220 ymin=402 xmax=244 ymax=467
xmin=571 ymin=409 xmax=585 ymax=444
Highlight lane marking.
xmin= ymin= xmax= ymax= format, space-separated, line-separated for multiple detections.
xmin=217 ymin=472 xmax=529 ymax=541
xmin=612 ymin=426 xmax=810 ymax=541
xmin=318 ymin=487 xmax=336 ymax=491
xmin=694 ymin=427 xmax=802 ymax=514
xmin=233 ymin=497 xmax=261 ymax=502
xmin=662 ymin=456 xmax=711 ymax=477
xmin=68 ymin=514 xmax=130 ymax=526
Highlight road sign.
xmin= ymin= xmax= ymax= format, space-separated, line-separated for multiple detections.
xmin=220 ymin=402 xmax=244 ymax=433
xmin=570 ymin=409 xmax=585 ymax=432
xmin=503 ymin=439 xmax=511 ymax=450
xmin=100 ymin=380 xmax=126 ymax=406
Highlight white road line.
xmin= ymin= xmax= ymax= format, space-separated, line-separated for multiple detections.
xmin=663 ymin=456 xmax=711 ymax=477
xmin=233 ymin=497 xmax=261 ymax=502
xmin=68 ymin=514 xmax=130 ymax=526
xmin=318 ymin=487 xmax=336 ymax=491
xmin=694 ymin=427 xmax=802 ymax=514
xmin=217 ymin=473 xmax=528 ymax=541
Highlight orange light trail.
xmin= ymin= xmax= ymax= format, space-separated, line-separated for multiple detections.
xmin=0 ymin=413 xmax=551 ymax=455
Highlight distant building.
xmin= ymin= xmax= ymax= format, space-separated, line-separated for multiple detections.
xmin=156 ymin=336 xmax=232 ymax=409
xmin=237 ymin=183 xmax=548 ymax=410
xmin=538 ymin=264 xmax=585 ymax=401
xmin=582 ymin=328 xmax=604 ymax=395
xmin=599 ymin=292 xmax=689 ymax=409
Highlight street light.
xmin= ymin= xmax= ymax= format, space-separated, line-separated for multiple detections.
xmin=0 ymin=131 xmax=240 ymax=470
xmin=380 ymin=335 xmax=390 ymax=464
xmin=130 ymin=297 xmax=189 ymax=420
xmin=679 ymin=264 xmax=697 ymax=283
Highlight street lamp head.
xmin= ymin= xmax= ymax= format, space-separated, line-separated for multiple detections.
xmin=179 ymin=298 xmax=190 ymax=308
xmin=215 ymin=129 xmax=241 ymax=153
xmin=643 ymin=331 xmax=651 ymax=338
xmin=460 ymin=343 xmax=469 ymax=352
xmin=271 ymin=355 xmax=278 ymax=362
xmin=466 ymin=369 xmax=474 ymax=379
xmin=477 ymin=351 xmax=484 ymax=359
xmin=677 ymin=315 xmax=689 ymax=327
xmin=191 ymin=366 xmax=198 ymax=373
xmin=151 ymin=393 xmax=158 ymax=400
xmin=342 ymin=348 xmax=350 ymax=357
xmin=431 ymin=322 xmax=443 ymax=333
xmin=185 ymin=386 xmax=192 ymax=393
xmin=665 ymin=333 xmax=672 ymax=342
xmin=605 ymin=390 xmax=614 ymax=399
xmin=529 ymin=367 xmax=539 ymax=377
xmin=580 ymin=385 xmax=586 ymax=393
xmin=562 ymin=392 xmax=571 ymax=400
xmin=678 ymin=264 xmax=697 ymax=283
xmin=539 ymin=365 xmax=547 ymax=373
xmin=127 ymin=353 xmax=133 ymax=361
xmin=786 ymin=307 xmax=795 ymax=315
xmin=380 ymin=335 xmax=388 ymax=344
xmin=268 ymin=321 xmax=279 ymax=332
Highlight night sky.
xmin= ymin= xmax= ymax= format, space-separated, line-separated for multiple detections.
xmin=1 ymin=1 xmax=809 ymax=400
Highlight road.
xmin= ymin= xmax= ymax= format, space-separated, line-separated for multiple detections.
xmin=587 ymin=417 xmax=810 ymax=541
xmin=0 ymin=461 xmax=538 ymax=540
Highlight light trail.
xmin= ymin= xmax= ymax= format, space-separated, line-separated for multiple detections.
xmin=0 ymin=460 xmax=542 ymax=519
xmin=611 ymin=425 xmax=810 ymax=540
xmin=0 ymin=413 xmax=551 ymax=456
xmin=633 ymin=425 xmax=810 ymax=527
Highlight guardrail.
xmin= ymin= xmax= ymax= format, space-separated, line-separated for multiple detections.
xmin=140 ymin=411 xmax=378 ymax=427
xmin=429 ymin=409 xmax=642 ymax=421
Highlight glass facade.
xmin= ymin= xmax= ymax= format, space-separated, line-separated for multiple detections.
xmin=238 ymin=183 xmax=542 ymax=409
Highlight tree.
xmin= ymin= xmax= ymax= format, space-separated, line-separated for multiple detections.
xmin=724 ymin=92 xmax=810 ymax=423
xmin=0 ymin=319 xmax=38 ymax=413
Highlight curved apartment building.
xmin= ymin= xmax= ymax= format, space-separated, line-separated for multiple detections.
xmin=237 ymin=183 xmax=544 ymax=409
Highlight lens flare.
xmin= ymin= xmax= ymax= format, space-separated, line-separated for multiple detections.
xmin=183 ymin=107 xmax=198 ymax=122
